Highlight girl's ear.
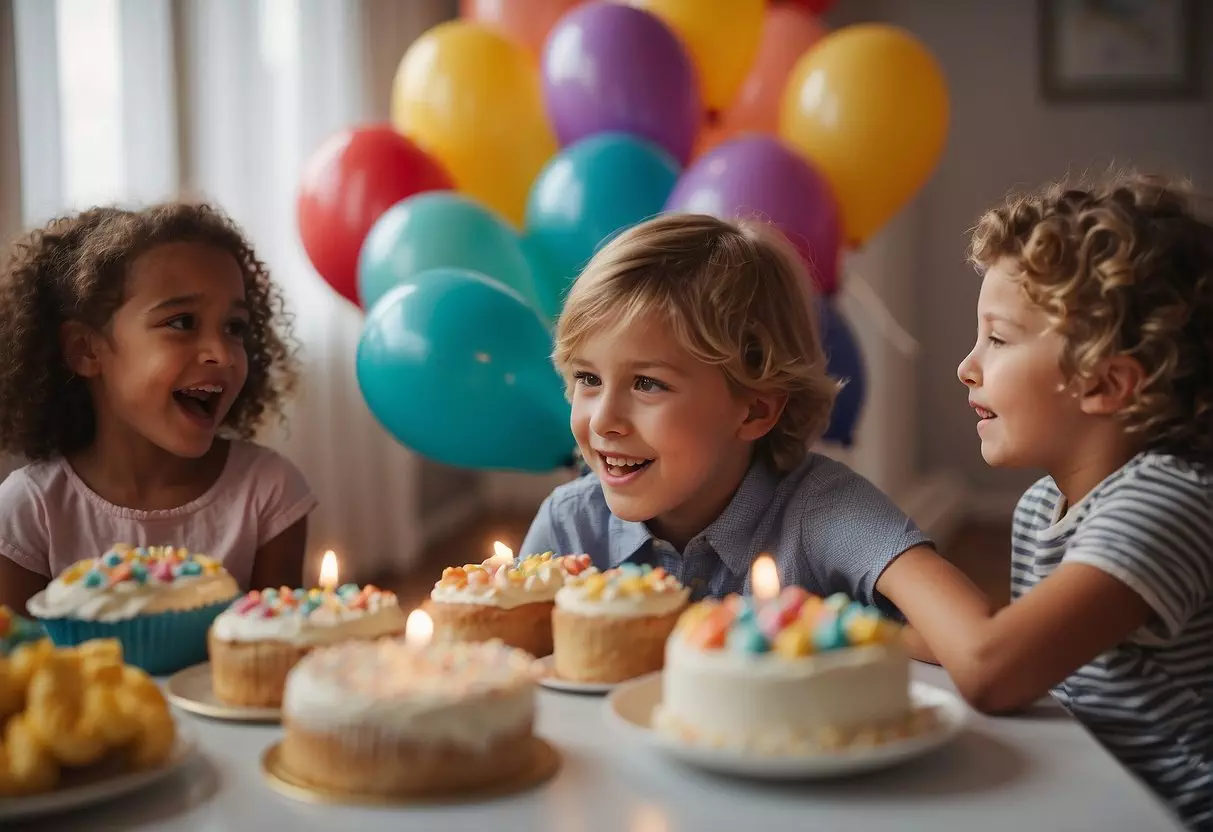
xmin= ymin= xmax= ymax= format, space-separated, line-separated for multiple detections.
xmin=1078 ymin=355 xmax=1145 ymax=416
xmin=60 ymin=321 xmax=102 ymax=378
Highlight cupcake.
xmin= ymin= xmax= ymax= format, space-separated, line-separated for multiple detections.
xmin=552 ymin=564 xmax=689 ymax=683
xmin=25 ymin=544 xmax=239 ymax=674
xmin=208 ymin=583 xmax=406 ymax=708
xmin=424 ymin=552 xmax=593 ymax=658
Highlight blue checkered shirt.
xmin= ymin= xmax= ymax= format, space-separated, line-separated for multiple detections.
xmin=520 ymin=453 xmax=932 ymax=615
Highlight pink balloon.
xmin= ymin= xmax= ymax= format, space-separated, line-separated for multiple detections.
xmin=665 ymin=135 xmax=841 ymax=295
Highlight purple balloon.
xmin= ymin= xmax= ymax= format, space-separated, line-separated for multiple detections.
xmin=665 ymin=135 xmax=842 ymax=295
xmin=542 ymin=2 xmax=700 ymax=165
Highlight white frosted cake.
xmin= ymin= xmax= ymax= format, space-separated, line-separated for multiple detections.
xmin=551 ymin=564 xmax=689 ymax=683
xmin=654 ymin=589 xmax=923 ymax=753
xmin=208 ymin=584 xmax=406 ymax=707
xmin=280 ymin=638 xmax=540 ymax=795
xmin=424 ymin=552 xmax=594 ymax=657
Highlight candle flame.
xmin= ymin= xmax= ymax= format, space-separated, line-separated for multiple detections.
xmin=405 ymin=608 xmax=433 ymax=648
xmin=751 ymin=554 xmax=779 ymax=602
xmin=318 ymin=550 xmax=339 ymax=590
xmin=488 ymin=540 xmax=513 ymax=566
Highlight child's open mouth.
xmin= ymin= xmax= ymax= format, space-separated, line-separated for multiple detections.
xmin=599 ymin=452 xmax=654 ymax=482
xmin=173 ymin=384 xmax=224 ymax=423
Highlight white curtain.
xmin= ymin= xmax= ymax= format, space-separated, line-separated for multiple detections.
xmin=8 ymin=0 xmax=459 ymax=581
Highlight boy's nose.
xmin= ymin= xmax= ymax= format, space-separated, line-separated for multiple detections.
xmin=957 ymin=352 xmax=979 ymax=387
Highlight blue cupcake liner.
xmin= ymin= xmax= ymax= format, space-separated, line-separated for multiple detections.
xmin=37 ymin=597 xmax=235 ymax=675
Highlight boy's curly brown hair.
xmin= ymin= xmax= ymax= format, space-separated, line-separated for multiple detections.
xmin=969 ymin=172 xmax=1213 ymax=466
xmin=0 ymin=202 xmax=297 ymax=460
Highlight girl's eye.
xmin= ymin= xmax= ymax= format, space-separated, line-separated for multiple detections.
xmin=226 ymin=318 xmax=250 ymax=337
xmin=986 ymin=335 xmax=1006 ymax=347
xmin=166 ymin=314 xmax=195 ymax=331
xmin=572 ymin=370 xmax=601 ymax=387
xmin=634 ymin=376 xmax=666 ymax=393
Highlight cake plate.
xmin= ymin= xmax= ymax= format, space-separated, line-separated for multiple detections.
xmin=607 ymin=673 xmax=969 ymax=780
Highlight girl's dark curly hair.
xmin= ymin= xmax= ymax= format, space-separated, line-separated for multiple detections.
xmin=970 ymin=172 xmax=1213 ymax=467
xmin=0 ymin=202 xmax=297 ymax=460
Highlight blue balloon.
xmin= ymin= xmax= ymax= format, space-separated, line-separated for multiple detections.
xmin=818 ymin=301 xmax=867 ymax=447
xmin=357 ymin=192 xmax=539 ymax=314
xmin=525 ymin=133 xmax=680 ymax=318
xmin=357 ymin=268 xmax=574 ymax=472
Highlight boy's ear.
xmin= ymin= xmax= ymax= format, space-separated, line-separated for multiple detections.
xmin=60 ymin=321 xmax=103 ymax=378
xmin=737 ymin=391 xmax=788 ymax=442
xmin=1078 ymin=355 xmax=1143 ymax=416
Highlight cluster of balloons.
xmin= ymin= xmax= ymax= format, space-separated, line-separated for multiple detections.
xmin=296 ymin=0 xmax=949 ymax=471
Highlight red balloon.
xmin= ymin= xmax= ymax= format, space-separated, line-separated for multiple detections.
xmin=297 ymin=126 xmax=452 ymax=306
xmin=780 ymin=0 xmax=835 ymax=14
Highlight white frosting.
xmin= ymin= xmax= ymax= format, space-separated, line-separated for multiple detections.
xmin=429 ymin=560 xmax=565 ymax=610
xmin=655 ymin=633 xmax=910 ymax=751
xmin=555 ymin=581 xmax=689 ymax=618
xmin=210 ymin=600 xmax=406 ymax=646
xmin=283 ymin=639 xmax=537 ymax=749
xmin=27 ymin=562 xmax=238 ymax=623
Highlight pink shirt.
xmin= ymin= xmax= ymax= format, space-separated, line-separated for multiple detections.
xmin=0 ymin=440 xmax=317 ymax=589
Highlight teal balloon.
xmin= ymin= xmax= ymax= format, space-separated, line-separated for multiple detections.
xmin=356 ymin=268 xmax=574 ymax=472
xmin=525 ymin=132 xmax=680 ymax=312
xmin=357 ymin=192 xmax=539 ymax=313
xmin=519 ymin=232 xmax=566 ymax=324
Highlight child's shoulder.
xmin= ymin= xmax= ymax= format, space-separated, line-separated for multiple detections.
xmin=543 ymin=470 xmax=612 ymax=516
xmin=0 ymin=457 xmax=71 ymax=501
xmin=1090 ymin=452 xmax=1213 ymax=519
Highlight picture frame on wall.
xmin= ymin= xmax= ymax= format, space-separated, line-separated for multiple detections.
xmin=1039 ymin=0 xmax=1200 ymax=102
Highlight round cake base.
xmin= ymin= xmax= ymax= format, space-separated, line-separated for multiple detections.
xmin=424 ymin=599 xmax=553 ymax=658
xmin=261 ymin=736 xmax=560 ymax=805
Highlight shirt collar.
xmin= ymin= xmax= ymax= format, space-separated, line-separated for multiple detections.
xmin=605 ymin=459 xmax=780 ymax=572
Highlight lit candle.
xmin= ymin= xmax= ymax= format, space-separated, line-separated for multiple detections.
xmin=751 ymin=553 xmax=780 ymax=603
xmin=405 ymin=608 xmax=433 ymax=648
xmin=318 ymin=550 xmax=339 ymax=591
xmin=488 ymin=540 xmax=514 ymax=567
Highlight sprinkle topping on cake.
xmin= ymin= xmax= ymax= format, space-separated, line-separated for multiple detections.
xmin=676 ymin=588 xmax=901 ymax=658
xmin=227 ymin=584 xmax=396 ymax=620
xmin=564 ymin=563 xmax=683 ymax=601
xmin=59 ymin=544 xmax=222 ymax=587
xmin=430 ymin=552 xmax=594 ymax=609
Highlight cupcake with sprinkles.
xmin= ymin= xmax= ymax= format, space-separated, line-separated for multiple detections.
xmin=25 ymin=544 xmax=239 ymax=674
xmin=552 ymin=564 xmax=689 ymax=683
xmin=424 ymin=552 xmax=594 ymax=658
xmin=654 ymin=589 xmax=927 ymax=754
xmin=208 ymin=583 xmax=406 ymax=708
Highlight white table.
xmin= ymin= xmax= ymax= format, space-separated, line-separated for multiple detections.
xmin=11 ymin=664 xmax=1183 ymax=831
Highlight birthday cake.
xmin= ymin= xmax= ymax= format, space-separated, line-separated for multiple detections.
xmin=654 ymin=590 xmax=926 ymax=753
xmin=25 ymin=545 xmax=240 ymax=674
xmin=552 ymin=564 xmax=689 ymax=683
xmin=424 ymin=552 xmax=593 ymax=657
xmin=208 ymin=584 xmax=406 ymax=708
xmin=280 ymin=638 xmax=539 ymax=795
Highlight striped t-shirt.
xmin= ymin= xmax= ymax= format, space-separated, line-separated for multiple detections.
xmin=1012 ymin=452 xmax=1213 ymax=829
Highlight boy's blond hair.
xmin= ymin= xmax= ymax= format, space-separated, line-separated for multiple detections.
xmin=553 ymin=213 xmax=839 ymax=473
xmin=970 ymin=172 xmax=1213 ymax=465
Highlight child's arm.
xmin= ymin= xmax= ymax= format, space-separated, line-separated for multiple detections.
xmin=248 ymin=518 xmax=307 ymax=590
xmin=0 ymin=557 xmax=48 ymax=612
xmin=878 ymin=544 xmax=1152 ymax=713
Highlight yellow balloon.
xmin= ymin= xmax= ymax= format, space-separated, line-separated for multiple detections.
xmin=391 ymin=21 xmax=557 ymax=226
xmin=627 ymin=0 xmax=765 ymax=113
xmin=779 ymin=24 xmax=949 ymax=248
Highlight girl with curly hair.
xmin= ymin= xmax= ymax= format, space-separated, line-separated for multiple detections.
xmin=0 ymin=203 xmax=316 ymax=611
xmin=921 ymin=173 xmax=1213 ymax=829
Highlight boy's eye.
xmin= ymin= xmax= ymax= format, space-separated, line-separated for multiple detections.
xmin=572 ymin=370 xmax=601 ymax=387
xmin=634 ymin=376 xmax=666 ymax=393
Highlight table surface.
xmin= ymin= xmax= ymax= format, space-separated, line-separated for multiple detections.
xmin=9 ymin=663 xmax=1182 ymax=832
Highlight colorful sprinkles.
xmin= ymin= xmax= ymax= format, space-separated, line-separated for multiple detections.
xmin=676 ymin=588 xmax=901 ymax=657
xmin=563 ymin=563 xmax=684 ymax=601
xmin=227 ymin=584 xmax=396 ymax=619
xmin=435 ymin=552 xmax=594 ymax=591
xmin=60 ymin=545 xmax=222 ymax=588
